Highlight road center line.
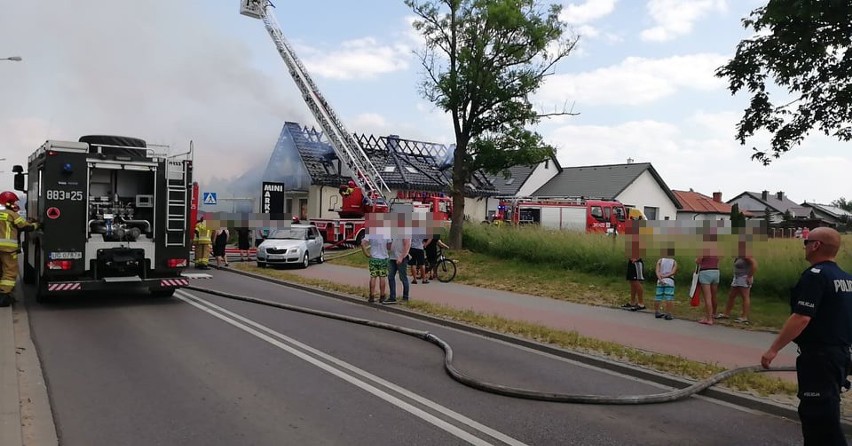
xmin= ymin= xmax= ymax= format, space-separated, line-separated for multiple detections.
xmin=177 ymin=291 xmax=527 ymax=446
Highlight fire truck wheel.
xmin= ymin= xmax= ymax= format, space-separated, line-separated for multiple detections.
xmin=300 ymin=254 xmax=309 ymax=269
xmin=150 ymin=289 xmax=175 ymax=298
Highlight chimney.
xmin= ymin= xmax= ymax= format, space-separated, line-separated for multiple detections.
xmin=776 ymin=191 xmax=784 ymax=200
xmin=761 ymin=190 xmax=768 ymax=200
xmin=712 ymin=192 xmax=722 ymax=203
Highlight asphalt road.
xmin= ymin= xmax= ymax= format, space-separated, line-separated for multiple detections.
xmin=24 ymin=268 xmax=810 ymax=445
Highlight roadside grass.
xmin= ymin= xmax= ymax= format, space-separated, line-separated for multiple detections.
xmin=327 ymin=246 xmax=793 ymax=330
xmin=230 ymin=262 xmax=797 ymax=399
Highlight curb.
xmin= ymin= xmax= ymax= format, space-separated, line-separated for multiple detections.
xmin=0 ymin=307 xmax=22 ymax=446
xmin=210 ymin=266 xmax=835 ymax=428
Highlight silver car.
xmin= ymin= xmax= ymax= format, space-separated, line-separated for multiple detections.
xmin=256 ymin=224 xmax=324 ymax=268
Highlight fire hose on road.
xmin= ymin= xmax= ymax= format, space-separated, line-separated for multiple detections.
xmin=184 ymin=284 xmax=795 ymax=405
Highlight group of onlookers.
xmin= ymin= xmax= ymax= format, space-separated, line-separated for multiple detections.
xmin=622 ymin=240 xmax=757 ymax=325
xmin=360 ymin=231 xmax=449 ymax=304
xmin=193 ymin=216 xmax=253 ymax=269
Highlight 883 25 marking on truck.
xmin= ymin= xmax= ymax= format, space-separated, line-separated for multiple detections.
xmin=13 ymin=135 xmax=197 ymax=302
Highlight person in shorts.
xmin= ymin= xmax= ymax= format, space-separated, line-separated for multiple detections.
xmin=654 ymin=247 xmax=678 ymax=320
xmin=622 ymin=257 xmax=646 ymax=311
xmin=360 ymin=231 xmax=389 ymax=303
xmin=696 ymin=252 xmax=721 ymax=325
xmin=716 ymin=238 xmax=758 ymax=324
xmin=408 ymin=233 xmax=427 ymax=284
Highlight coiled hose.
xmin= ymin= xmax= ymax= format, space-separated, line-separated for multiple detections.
xmin=185 ymin=285 xmax=795 ymax=405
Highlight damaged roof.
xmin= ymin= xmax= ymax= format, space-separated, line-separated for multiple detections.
xmin=274 ymin=122 xmax=497 ymax=197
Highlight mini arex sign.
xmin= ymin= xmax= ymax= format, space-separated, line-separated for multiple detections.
xmin=261 ymin=182 xmax=285 ymax=215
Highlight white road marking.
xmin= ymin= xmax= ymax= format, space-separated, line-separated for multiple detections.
xmin=177 ymin=291 xmax=527 ymax=446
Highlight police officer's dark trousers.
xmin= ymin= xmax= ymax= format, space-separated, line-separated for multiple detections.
xmin=796 ymin=345 xmax=849 ymax=445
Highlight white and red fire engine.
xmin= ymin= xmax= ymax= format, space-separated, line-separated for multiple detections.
xmin=495 ymin=197 xmax=628 ymax=234
xmin=310 ymin=180 xmax=452 ymax=248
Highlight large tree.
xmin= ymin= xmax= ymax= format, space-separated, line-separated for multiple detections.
xmin=715 ymin=0 xmax=852 ymax=165
xmin=406 ymin=0 xmax=577 ymax=248
xmin=832 ymin=197 xmax=852 ymax=212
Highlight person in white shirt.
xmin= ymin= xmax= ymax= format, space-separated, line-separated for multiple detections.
xmin=654 ymin=247 xmax=678 ymax=320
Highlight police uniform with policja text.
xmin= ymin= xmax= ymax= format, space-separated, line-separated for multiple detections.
xmin=790 ymin=260 xmax=852 ymax=445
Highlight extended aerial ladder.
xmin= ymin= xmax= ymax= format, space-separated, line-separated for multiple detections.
xmin=239 ymin=0 xmax=392 ymax=208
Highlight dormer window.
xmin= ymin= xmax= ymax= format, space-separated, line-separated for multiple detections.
xmin=405 ymin=166 xmax=418 ymax=173
xmin=505 ymin=178 xmax=515 ymax=185
xmin=383 ymin=166 xmax=396 ymax=173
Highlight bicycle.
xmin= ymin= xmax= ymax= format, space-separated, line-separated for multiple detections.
xmin=426 ymin=248 xmax=457 ymax=283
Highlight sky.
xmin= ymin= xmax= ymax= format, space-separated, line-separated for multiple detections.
xmin=0 ymin=0 xmax=847 ymax=205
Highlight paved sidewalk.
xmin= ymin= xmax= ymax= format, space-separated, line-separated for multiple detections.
xmin=285 ymin=262 xmax=797 ymax=379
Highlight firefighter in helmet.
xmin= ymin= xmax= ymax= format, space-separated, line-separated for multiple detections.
xmin=193 ymin=215 xmax=212 ymax=269
xmin=0 ymin=191 xmax=38 ymax=306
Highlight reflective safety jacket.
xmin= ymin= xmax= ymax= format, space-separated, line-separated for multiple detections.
xmin=0 ymin=209 xmax=38 ymax=253
xmin=194 ymin=221 xmax=212 ymax=245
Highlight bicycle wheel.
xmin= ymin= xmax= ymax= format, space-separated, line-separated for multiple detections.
xmin=435 ymin=258 xmax=456 ymax=283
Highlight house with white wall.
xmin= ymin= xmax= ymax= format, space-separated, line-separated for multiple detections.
xmin=232 ymin=122 xmax=498 ymax=222
xmin=530 ymin=162 xmax=681 ymax=220
xmin=727 ymin=190 xmax=809 ymax=224
xmin=484 ymin=155 xmax=562 ymax=217
xmin=673 ymin=190 xmax=739 ymax=220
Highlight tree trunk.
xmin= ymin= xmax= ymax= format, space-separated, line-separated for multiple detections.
xmin=448 ymin=143 xmax=468 ymax=249
xmin=449 ymin=180 xmax=465 ymax=249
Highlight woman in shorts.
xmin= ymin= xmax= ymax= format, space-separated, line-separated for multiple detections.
xmin=716 ymin=241 xmax=757 ymax=324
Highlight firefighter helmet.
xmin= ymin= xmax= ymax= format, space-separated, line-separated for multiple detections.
xmin=0 ymin=191 xmax=19 ymax=206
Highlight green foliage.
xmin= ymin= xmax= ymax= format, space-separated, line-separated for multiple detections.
xmin=730 ymin=203 xmax=746 ymax=228
xmin=832 ymin=197 xmax=852 ymax=213
xmin=716 ymin=0 xmax=852 ymax=164
xmin=406 ymin=0 xmax=578 ymax=247
xmin=462 ymin=224 xmax=852 ymax=300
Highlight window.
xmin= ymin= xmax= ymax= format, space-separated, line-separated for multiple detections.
xmin=614 ymin=206 xmax=626 ymax=221
xmin=643 ymin=206 xmax=658 ymax=220
xmin=383 ymin=166 xmax=396 ymax=172
xmin=404 ymin=166 xmax=418 ymax=174
xmin=604 ymin=206 xmax=612 ymax=221
xmin=505 ymin=178 xmax=515 ymax=185
xmin=590 ymin=206 xmax=604 ymax=220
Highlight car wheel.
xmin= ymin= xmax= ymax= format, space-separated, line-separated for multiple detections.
xmin=317 ymin=249 xmax=325 ymax=264
xmin=300 ymin=254 xmax=309 ymax=269
xmin=257 ymin=261 xmax=266 ymax=268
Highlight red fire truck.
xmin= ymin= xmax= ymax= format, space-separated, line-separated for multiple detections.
xmin=310 ymin=181 xmax=452 ymax=247
xmin=495 ymin=197 xmax=627 ymax=234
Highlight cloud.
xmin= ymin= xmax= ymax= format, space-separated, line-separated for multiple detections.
xmin=545 ymin=113 xmax=848 ymax=204
xmin=641 ymin=0 xmax=727 ymax=42
xmin=536 ymin=53 xmax=728 ymax=107
xmin=560 ymin=0 xmax=618 ymax=24
xmin=298 ymin=37 xmax=412 ymax=80
xmin=0 ymin=1 xmax=311 ymax=190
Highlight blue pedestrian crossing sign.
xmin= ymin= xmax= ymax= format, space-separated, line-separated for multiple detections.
xmin=202 ymin=192 xmax=217 ymax=205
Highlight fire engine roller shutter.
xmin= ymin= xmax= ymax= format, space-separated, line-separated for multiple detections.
xmin=79 ymin=135 xmax=148 ymax=158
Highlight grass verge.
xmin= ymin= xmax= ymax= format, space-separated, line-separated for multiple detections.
xmin=326 ymin=248 xmax=792 ymax=330
xmin=231 ymin=262 xmax=797 ymax=399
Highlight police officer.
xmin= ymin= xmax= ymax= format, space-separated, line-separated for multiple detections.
xmin=193 ymin=215 xmax=212 ymax=269
xmin=762 ymin=227 xmax=852 ymax=445
xmin=0 ymin=191 xmax=38 ymax=306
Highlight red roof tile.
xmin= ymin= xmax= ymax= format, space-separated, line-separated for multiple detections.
xmin=673 ymin=190 xmax=734 ymax=214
